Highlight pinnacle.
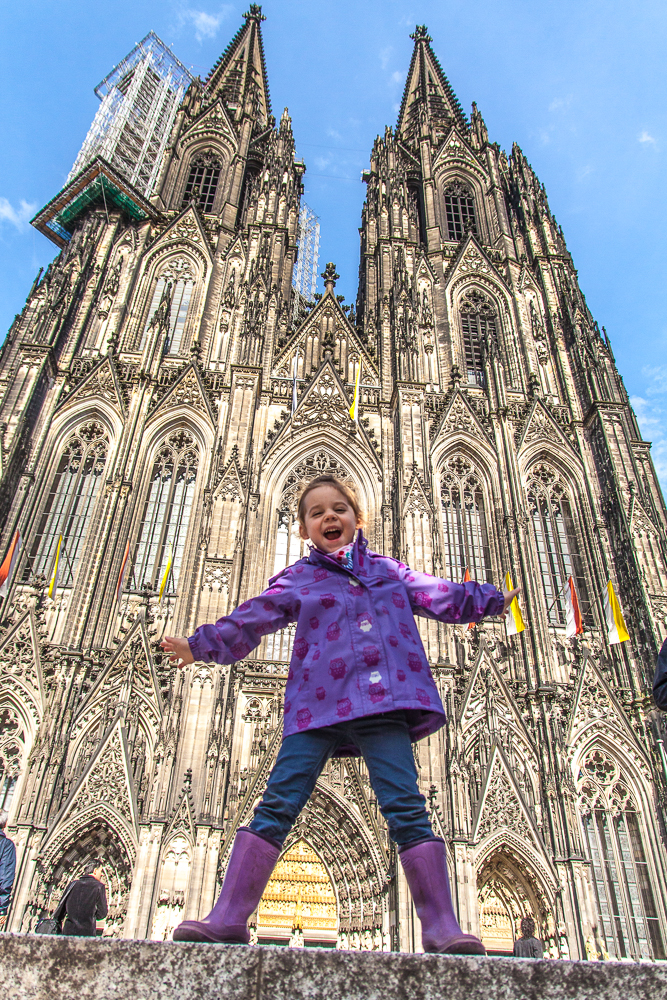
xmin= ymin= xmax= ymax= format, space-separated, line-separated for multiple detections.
xmin=396 ymin=24 xmax=468 ymax=142
xmin=410 ymin=24 xmax=432 ymax=42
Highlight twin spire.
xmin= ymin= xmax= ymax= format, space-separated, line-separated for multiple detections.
xmin=204 ymin=10 xmax=466 ymax=142
xmin=205 ymin=4 xmax=272 ymax=126
xmin=396 ymin=24 xmax=468 ymax=142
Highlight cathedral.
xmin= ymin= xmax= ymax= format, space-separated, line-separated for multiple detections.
xmin=2 ymin=6 xmax=667 ymax=960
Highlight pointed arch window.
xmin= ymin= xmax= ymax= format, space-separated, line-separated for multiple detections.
xmin=440 ymin=454 xmax=492 ymax=583
xmin=134 ymin=431 xmax=199 ymax=595
xmin=265 ymin=452 xmax=353 ymax=661
xmin=182 ymin=151 xmax=222 ymax=213
xmin=26 ymin=422 xmax=108 ymax=586
xmin=579 ymin=749 xmax=665 ymax=961
xmin=139 ymin=257 xmax=195 ymax=354
xmin=444 ymin=180 xmax=476 ymax=241
xmin=526 ymin=463 xmax=589 ymax=626
xmin=0 ymin=706 xmax=24 ymax=813
xmin=459 ymin=289 xmax=495 ymax=388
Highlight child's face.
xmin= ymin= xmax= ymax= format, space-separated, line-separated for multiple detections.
xmin=299 ymin=485 xmax=361 ymax=553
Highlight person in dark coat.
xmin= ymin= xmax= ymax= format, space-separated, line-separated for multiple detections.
xmin=55 ymin=859 xmax=108 ymax=936
xmin=513 ymin=916 xmax=544 ymax=958
xmin=0 ymin=809 xmax=16 ymax=930
xmin=654 ymin=638 xmax=667 ymax=710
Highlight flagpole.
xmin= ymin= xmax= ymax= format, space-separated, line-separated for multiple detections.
xmin=291 ymin=351 xmax=299 ymax=416
xmin=544 ymin=579 xmax=570 ymax=616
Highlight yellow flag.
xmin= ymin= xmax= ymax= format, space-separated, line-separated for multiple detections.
xmin=48 ymin=535 xmax=62 ymax=599
xmin=504 ymin=571 xmax=525 ymax=635
xmin=349 ymin=359 xmax=361 ymax=422
xmin=604 ymin=580 xmax=630 ymax=644
xmin=158 ymin=544 xmax=173 ymax=604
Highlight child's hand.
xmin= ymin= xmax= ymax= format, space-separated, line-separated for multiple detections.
xmin=160 ymin=636 xmax=194 ymax=667
xmin=501 ymin=588 xmax=521 ymax=618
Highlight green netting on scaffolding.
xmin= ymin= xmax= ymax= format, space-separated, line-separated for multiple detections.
xmin=54 ymin=176 xmax=149 ymax=234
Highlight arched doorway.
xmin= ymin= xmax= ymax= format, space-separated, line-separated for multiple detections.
xmin=478 ymin=882 xmax=515 ymax=954
xmin=477 ymin=848 xmax=555 ymax=957
xmin=26 ymin=820 xmax=134 ymax=936
xmin=256 ymin=839 xmax=338 ymax=946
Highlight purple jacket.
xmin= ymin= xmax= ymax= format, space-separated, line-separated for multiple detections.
xmin=188 ymin=532 xmax=504 ymax=755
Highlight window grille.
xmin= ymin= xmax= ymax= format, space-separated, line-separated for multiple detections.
xmin=134 ymin=430 xmax=199 ymax=594
xmin=440 ymin=454 xmax=492 ymax=583
xmin=526 ymin=463 xmax=589 ymax=626
xmin=26 ymin=422 xmax=108 ymax=586
xmin=580 ymin=751 xmax=665 ymax=960
xmin=139 ymin=257 xmax=195 ymax=353
xmin=459 ymin=290 xmax=495 ymax=387
xmin=444 ymin=180 xmax=476 ymax=241
xmin=182 ymin=152 xmax=221 ymax=213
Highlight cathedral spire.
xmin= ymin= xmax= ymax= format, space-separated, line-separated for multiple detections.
xmin=397 ymin=24 xmax=467 ymax=144
xmin=204 ymin=5 xmax=272 ymax=126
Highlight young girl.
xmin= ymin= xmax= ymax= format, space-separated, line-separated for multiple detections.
xmin=162 ymin=474 xmax=517 ymax=954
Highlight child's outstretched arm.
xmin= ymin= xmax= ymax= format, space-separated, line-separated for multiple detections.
xmin=161 ymin=574 xmax=297 ymax=667
xmin=162 ymin=636 xmax=195 ymax=667
xmin=398 ymin=564 xmax=511 ymax=625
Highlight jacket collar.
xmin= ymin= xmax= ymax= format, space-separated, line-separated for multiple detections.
xmin=308 ymin=530 xmax=368 ymax=575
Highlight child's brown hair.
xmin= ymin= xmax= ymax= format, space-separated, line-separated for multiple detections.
xmin=296 ymin=474 xmax=364 ymax=529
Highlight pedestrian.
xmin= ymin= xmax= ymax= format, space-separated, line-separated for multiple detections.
xmin=53 ymin=859 xmax=108 ymax=936
xmin=653 ymin=637 xmax=667 ymax=710
xmin=513 ymin=915 xmax=544 ymax=958
xmin=0 ymin=809 xmax=16 ymax=930
xmin=162 ymin=474 xmax=518 ymax=954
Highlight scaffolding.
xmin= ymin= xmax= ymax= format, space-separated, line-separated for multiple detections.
xmin=67 ymin=32 xmax=193 ymax=198
xmin=292 ymin=203 xmax=320 ymax=318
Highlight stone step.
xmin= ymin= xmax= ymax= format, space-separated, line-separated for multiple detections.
xmin=1 ymin=933 xmax=665 ymax=1000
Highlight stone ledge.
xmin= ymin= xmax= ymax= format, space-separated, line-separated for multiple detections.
xmin=1 ymin=934 xmax=665 ymax=1000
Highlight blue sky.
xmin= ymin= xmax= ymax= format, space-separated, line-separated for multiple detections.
xmin=1 ymin=1 xmax=666 ymax=491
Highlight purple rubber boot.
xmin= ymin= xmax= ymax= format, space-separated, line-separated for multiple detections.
xmin=400 ymin=838 xmax=486 ymax=955
xmin=173 ymin=827 xmax=280 ymax=943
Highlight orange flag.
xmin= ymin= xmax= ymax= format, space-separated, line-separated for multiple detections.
xmin=462 ymin=568 xmax=475 ymax=630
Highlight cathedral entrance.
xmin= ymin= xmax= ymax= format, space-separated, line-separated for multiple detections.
xmin=477 ymin=849 xmax=552 ymax=956
xmin=478 ymin=884 xmax=515 ymax=954
xmin=27 ymin=820 xmax=133 ymax=937
xmin=256 ymin=839 xmax=338 ymax=946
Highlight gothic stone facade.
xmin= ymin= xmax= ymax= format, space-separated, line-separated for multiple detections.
xmin=1 ymin=10 xmax=667 ymax=959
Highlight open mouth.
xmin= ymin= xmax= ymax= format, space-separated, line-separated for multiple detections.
xmin=323 ymin=526 xmax=342 ymax=542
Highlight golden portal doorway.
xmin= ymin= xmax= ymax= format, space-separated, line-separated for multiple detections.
xmin=478 ymin=886 xmax=515 ymax=954
xmin=257 ymin=839 xmax=338 ymax=944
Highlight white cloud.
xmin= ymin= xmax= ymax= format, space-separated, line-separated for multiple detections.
xmin=177 ymin=5 xmax=232 ymax=44
xmin=576 ymin=164 xmax=594 ymax=182
xmin=549 ymin=96 xmax=573 ymax=113
xmin=379 ymin=46 xmax=392 ymax=70
xmin=631 ymin=365 xmax=667 ymax=494
xmin=639 ymin=130 xmax=656 ymax=144
xmin=0 ymin=197 xmax=37 ymax=231
xmin=391 ymin=70 xmax=405 ymax=85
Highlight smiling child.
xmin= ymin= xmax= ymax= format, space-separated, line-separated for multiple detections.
xmin=162 ymin=473 xmax=517 ymax=953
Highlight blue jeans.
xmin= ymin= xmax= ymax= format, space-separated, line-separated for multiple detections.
xmin=249 ymin=710 xmax=435 ymax=847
